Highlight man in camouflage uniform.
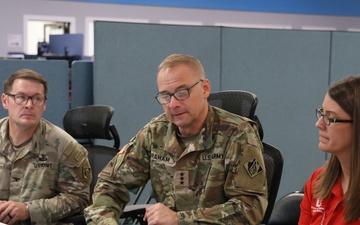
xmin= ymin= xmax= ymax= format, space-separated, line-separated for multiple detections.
xmin=84 ymin=54 xmax=267 ymax=225
xmin=0 ymin=69 xmax=92 ymax=225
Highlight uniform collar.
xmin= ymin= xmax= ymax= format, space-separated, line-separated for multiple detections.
xmin=0 ymin=118 xmax=46 ymax=156
xmin=163 ymin=105 xmax=215 ymax=154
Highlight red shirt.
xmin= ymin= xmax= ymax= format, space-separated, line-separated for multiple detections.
xmin=299 ymin=167 xmax=360 ymax=225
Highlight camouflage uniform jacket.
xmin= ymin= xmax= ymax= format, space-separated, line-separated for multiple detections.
xmin=0 ymin=117 xmax=92 ymax=225
xmin=85 ymin=106 xmax=267 ymax=225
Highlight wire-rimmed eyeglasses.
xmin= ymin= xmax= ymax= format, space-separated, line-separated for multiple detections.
xmin=6 ymin=93 xmax=47 ymax=106
xmin=155 ymin=79 xmax=203 ymax=105
xmin=316 ymin=108 xmax=352 ymax=126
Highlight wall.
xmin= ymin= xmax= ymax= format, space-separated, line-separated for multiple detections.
xmin=2 ymin=0 xmax=360 ymax=57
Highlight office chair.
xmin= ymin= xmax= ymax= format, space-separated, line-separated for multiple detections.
xmin=60 ymin=104 xmax=120 ymax=225
xmin=63 ymin=104 xmax=120 ymax=193
xmin=63 ymin=104 xmax=120 ymax=148
xmin=267 ymin=191 xmax=304 ymax=225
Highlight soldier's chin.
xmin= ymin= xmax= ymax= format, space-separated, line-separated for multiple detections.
xmin=20 ymin=118 xmax=38 ymax=126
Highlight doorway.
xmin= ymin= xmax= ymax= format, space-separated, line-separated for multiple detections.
xmin=24 ymin=15 xmax=76 ymax=55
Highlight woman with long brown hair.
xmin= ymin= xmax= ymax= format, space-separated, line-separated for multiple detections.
xmin=299 ymin=75 xmax=360 ymax=224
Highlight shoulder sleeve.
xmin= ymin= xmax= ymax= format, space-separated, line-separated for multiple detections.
xmin=299 ymin=167 xmax=323 ymax=224
xmin=28 ymin=138 xmax=92 ymax=223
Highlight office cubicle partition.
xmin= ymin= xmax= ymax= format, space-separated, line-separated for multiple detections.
xmin=71 ymin=60 xmax=94 ymax=108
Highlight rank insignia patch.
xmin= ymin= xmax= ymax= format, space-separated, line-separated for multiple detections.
xmin=176 ymin=171 xmax=189 ymax=186
xmin=244 ymin=158 xmax=263 ymax=178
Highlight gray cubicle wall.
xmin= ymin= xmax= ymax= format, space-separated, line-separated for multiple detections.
xmin=94 ymin=21 xmax=221 ymax=144
xmin=330 ymin=31 xmax=360 ymax=83
xmin=71 ymin=60 xmax=94 ymax=108
xmin=0 ymin=59 xmax=69 ymax=128
xmin=221 ymin=28 xmax=330 ymax=197
xmin=93 ymin=21 xmax=360 ymax=200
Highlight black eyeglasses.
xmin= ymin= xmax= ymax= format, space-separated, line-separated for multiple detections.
xmin=316 ymin=108 xmax=352 ymax=126
xmin=6 ymin=93 xmax=47 ymax=106
xmin=155 ymin=79 xmax=203 ymax=105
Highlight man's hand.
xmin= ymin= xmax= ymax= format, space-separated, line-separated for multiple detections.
xmin=143 ymin=203 xmax=178 ymax=225
xmin=0 ymin=201 xmax=30 ymax=225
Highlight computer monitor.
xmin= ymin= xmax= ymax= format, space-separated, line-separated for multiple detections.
xmin=49 ymin=33 xmax=84 ymax=56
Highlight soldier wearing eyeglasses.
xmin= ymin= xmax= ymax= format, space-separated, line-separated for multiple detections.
xmin=299 ymin=75 xmax=360 ymax=225
xmin=85 ymin=54 xmax=267 ymax=225
xmin=0 ymin=69 xmax=92 ymax=225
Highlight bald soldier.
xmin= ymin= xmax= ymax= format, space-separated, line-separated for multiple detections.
xmin=85 ymin=54 xmax=267 ymax=225
xmin=0 ymin=69 xmax=92 ymax=225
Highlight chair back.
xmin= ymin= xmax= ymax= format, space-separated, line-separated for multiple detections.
xmin=267 ymin=191 xmax=304 ymax=225
xmin=262 ymin=142 xmax=284 ymax=224
xmin=208 ymin=90 xmax=258 ymax=119
xmin=63 ymin=104 xmax=120 ymax=148
xmin=208 ymin=90 xmax=263 ymax=140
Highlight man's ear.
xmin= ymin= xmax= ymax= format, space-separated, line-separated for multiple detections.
xmin=203 ymin=79 xmax=211 ymax=98
xmin=1 ymin=93 xmax=9 ymax=110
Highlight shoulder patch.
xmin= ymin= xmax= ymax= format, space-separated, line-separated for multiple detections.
xmin=243 ymin=157 xmax=263 ymax=178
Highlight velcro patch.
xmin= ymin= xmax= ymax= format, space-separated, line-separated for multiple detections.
xmin=176 ymin=171 xmax=189 ymax=186
xmin=243 ymin=158 xmax=263 ymax=178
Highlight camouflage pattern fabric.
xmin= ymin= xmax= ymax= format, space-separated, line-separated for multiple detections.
xmin=85 ymin=106 xmax=267 ymax=225
xmin=0 ymin=118 xmax=92 ymax=225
